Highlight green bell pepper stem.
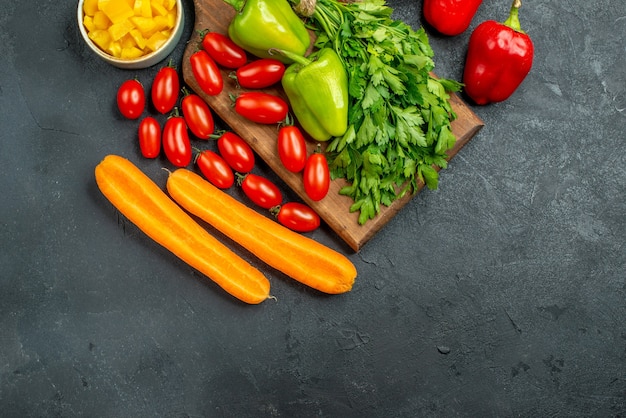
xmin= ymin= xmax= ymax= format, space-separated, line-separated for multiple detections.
xmin=222 ymin=0 xmax=246 ymax=12
xmin=269 ymin=48 xmax=311 ymax=66
xmin=503 ymin=0 xmax=525 ymax=33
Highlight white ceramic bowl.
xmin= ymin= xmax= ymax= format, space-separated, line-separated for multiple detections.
xmin=77 ymin=0 xmax=184 ymax=69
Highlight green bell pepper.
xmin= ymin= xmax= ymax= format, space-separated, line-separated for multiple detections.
xmin=278 ymin=48 xmax=349 ymax=142
xmin=222 ymin=0 xmax=310 ymax=63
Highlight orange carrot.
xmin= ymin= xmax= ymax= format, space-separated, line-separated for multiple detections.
xmin=166 ymin=168 xmax=357 ymax=294
xmin=94 ymin=155 xmax=271 ymax=304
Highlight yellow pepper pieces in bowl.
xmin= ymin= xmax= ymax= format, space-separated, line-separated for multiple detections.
xmin=78 ymin=0 xmax=184 ymax=69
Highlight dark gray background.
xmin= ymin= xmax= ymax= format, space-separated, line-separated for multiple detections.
xmin=1 ymin=0 xmax=625 ymax=416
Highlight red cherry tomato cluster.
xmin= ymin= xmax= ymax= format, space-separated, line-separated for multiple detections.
xmin=189 ymin=29 xmax=248 ymax=97
xmin=194 ymin=130 xmax=252 ymax=190
xmin=115 ymin=30 xmax=323 ymax=233
xmin=199 ymin=131 xmax=319 ymax=233
xmin=188 ymin=29 xmax=322 ymax=230
xmin=191 ymin=30 xmax=289 ymax=124
xmin=276 ymin=122 xmax=331 ymax=202
xmin=116 ymin=61 xmax=216 ymax=166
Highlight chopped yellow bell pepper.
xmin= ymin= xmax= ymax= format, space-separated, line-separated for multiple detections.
xmin=133 ymin=0 xmax=142 ymax=16
xmin=152 ymin=15 xmax=169 ymax=31
xmin=133 ymin=0 xmax=153 ymax=18
xmin=166 ymin=11 xmax=176 ymax=28
xmin=129 ymin=29 xmax=147 ymax=49
xmin=83 ymin=0 xmax=99 ymax=16
xmin=83 ymin=0 xmax=177 ymax=59
xmin=106 ymin=40 xmax=123 ymax=57
xmin=83 ymin=15 xmax=96 ymax=32
xmin=141 ymin=0 xmax=153 ymax=17
xmin=145 ymin=31 xmax=168 ymax=52
xmin=120 ymin=33 xmax=135 ymax=48
xmin=129 ymin=16 xmax=156 ymax=36
xmin=88 ymin=29 xmax=112 ymax=51
xmin=108 ymin=18 xmax=135 ymax=41
xmin=93 ymin=11 xmax=111 ymax=30
xmin=150 ymin=0 xmax=168 ymax=17
xmin=101 ymin=0 xmax=134 ymax=24
xmin=121 ymin=46 xmax=144 ymax=59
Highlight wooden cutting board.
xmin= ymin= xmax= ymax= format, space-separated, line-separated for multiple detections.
xmin=182 ymin=0 xmax=484 ymax=252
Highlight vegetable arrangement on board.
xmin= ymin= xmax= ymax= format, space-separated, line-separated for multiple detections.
xmin=94 ymin=0 xmax=534 ymax=303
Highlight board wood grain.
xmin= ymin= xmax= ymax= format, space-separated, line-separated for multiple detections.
xmin=182 ymin=0 xmax=484 ymax=252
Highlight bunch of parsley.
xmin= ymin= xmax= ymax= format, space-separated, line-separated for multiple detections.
xmin=296 ymin=0 xmax=462 ymax=224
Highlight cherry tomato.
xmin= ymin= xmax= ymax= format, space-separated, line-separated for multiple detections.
xmin=163 ymin=113 xmax=192 ymax=167
xmin=241 ymin=174 xmax=283 ymax=209
xmin=216 ymin=131 xmax=255 ymax=173
xmin=190 ymin=50 xmax=223 ymax=96
xmin=151 ymin=65 xmax=180 ymax=114
xmin=277 ymin=125 xmax=307 ymax=173
xmin=117 ymin=79 xmax=145 ymax=119
xmin=138 ymin=116 xmax=161 ymax=159
xmin=233 ymin=92 xmax=288 ymax=124
xmin=303 ymin=151 xmax=330 ymax=201
xmin=195 ymin=150 xmax=234 ymax=189
xmin=276 ymin=202 xmax=320 ymax=232
xmin=202 ymin=31 xmax=247 ymax=69
xmin=181 ymin=92 xmax=214 ymax=139
xmin=233 ymin=59 xmax=285 ymax=89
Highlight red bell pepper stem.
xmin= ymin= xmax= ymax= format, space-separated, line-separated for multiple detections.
xmin=503 ymin=0 xmax=524 ymax=33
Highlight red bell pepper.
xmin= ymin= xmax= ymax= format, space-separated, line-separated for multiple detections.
xmin=462 ymin=0 xmax=534 ymax=105
xmin=423 ymin=0 xmax=483 ymax=36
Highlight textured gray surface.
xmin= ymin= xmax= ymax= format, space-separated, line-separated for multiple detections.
xmin=1 ymin=0 xmax=625 ymax=416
